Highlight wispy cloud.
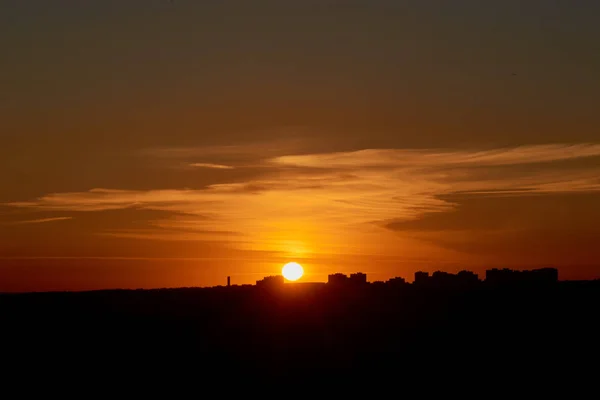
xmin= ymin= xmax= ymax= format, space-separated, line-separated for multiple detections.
xmin=8 ymin=217 xmax=73 ymax=225
xmin=139 ymin=137 xmax=310 ymax=160
xmin=271 ymin=144 xmax=600 ymax=169
xmin=5 ymin=143 xmax=600 ymax=253
xmin=188 ymin=163 xmax=234 ymax=170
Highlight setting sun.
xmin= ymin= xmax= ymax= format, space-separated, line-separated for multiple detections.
xmin=282 ymin=262 xmax=304 ymax=281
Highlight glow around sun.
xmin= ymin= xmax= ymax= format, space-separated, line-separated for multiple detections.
xmin=282 ymin=262 xmax=304 ymax=281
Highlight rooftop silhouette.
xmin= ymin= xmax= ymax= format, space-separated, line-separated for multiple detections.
xmin=226 ymin=267 xmax=561 ymax=290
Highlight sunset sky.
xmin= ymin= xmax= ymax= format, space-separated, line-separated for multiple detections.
xmin=2 ymin=1 xmax=600 ymax=291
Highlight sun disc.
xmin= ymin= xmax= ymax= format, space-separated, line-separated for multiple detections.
xmin=282 ymin=262 xmax=304 ymax=281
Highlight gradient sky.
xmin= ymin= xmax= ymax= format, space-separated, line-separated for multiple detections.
xmin=2 ymin=0 xmax=600 ymax=291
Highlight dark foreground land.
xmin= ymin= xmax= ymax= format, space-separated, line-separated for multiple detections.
xmin=1 ymin=280 xmax=599 ymax=386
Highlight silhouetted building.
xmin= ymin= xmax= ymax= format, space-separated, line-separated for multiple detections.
xmin=430 ymin=271 xmax=452 ymax=286
xmin=328 ymin=273 xmax=349 ymax=285
xmin=256 ymin=275 xmax=284 ymax=288
xmin=427 ymin=270 xmax=480 ymax=288
xmin=327 ymin=273 xmax=368 ymax=286
xmin=387 ymin=277 xmax=407 ymax=286
xmin=532 ymin=267 xmax=559 ymax=283
xmin=350 ymin=273 xmax=367 ymax=284
xmin=414 ymin=271 xmax=430 ymax=285
xmin=227 ymin=276 xmax=231 ymax=287
xmin=485 ymin=267 xmax=558 ymax=285
xmin=457 ymin=270 xmax=479 ymax=285
xmin=485 ymin=268 xmax=513 ymax=284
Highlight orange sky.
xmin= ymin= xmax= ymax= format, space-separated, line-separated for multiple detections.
xmin=1 ymin=1 xmax=600 ymax=291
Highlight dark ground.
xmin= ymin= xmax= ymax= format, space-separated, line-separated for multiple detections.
xmin=1 ymin=280 xmax=598 ymax=389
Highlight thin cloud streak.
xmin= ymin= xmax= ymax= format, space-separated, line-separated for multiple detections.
xmin=5 ymin=143 xmax=600 ymax=250
xmin=140 ymin=137 xmax=310 ymax=159
xmin=97 ymin=228 xmax=245 ymax=242
xmin=272 ymin=144 xmax=600 ymax=169
xmin=188 ymin=163 xmax=234 ymax=170
xmin=0 ymin=256 xmax=261 ymax=261
xmin=8 ymin=217 xmax=73 ymax=225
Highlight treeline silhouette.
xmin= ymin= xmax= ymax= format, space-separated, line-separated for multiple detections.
xmin=1 ymin=267 xmax=598 ymax=384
